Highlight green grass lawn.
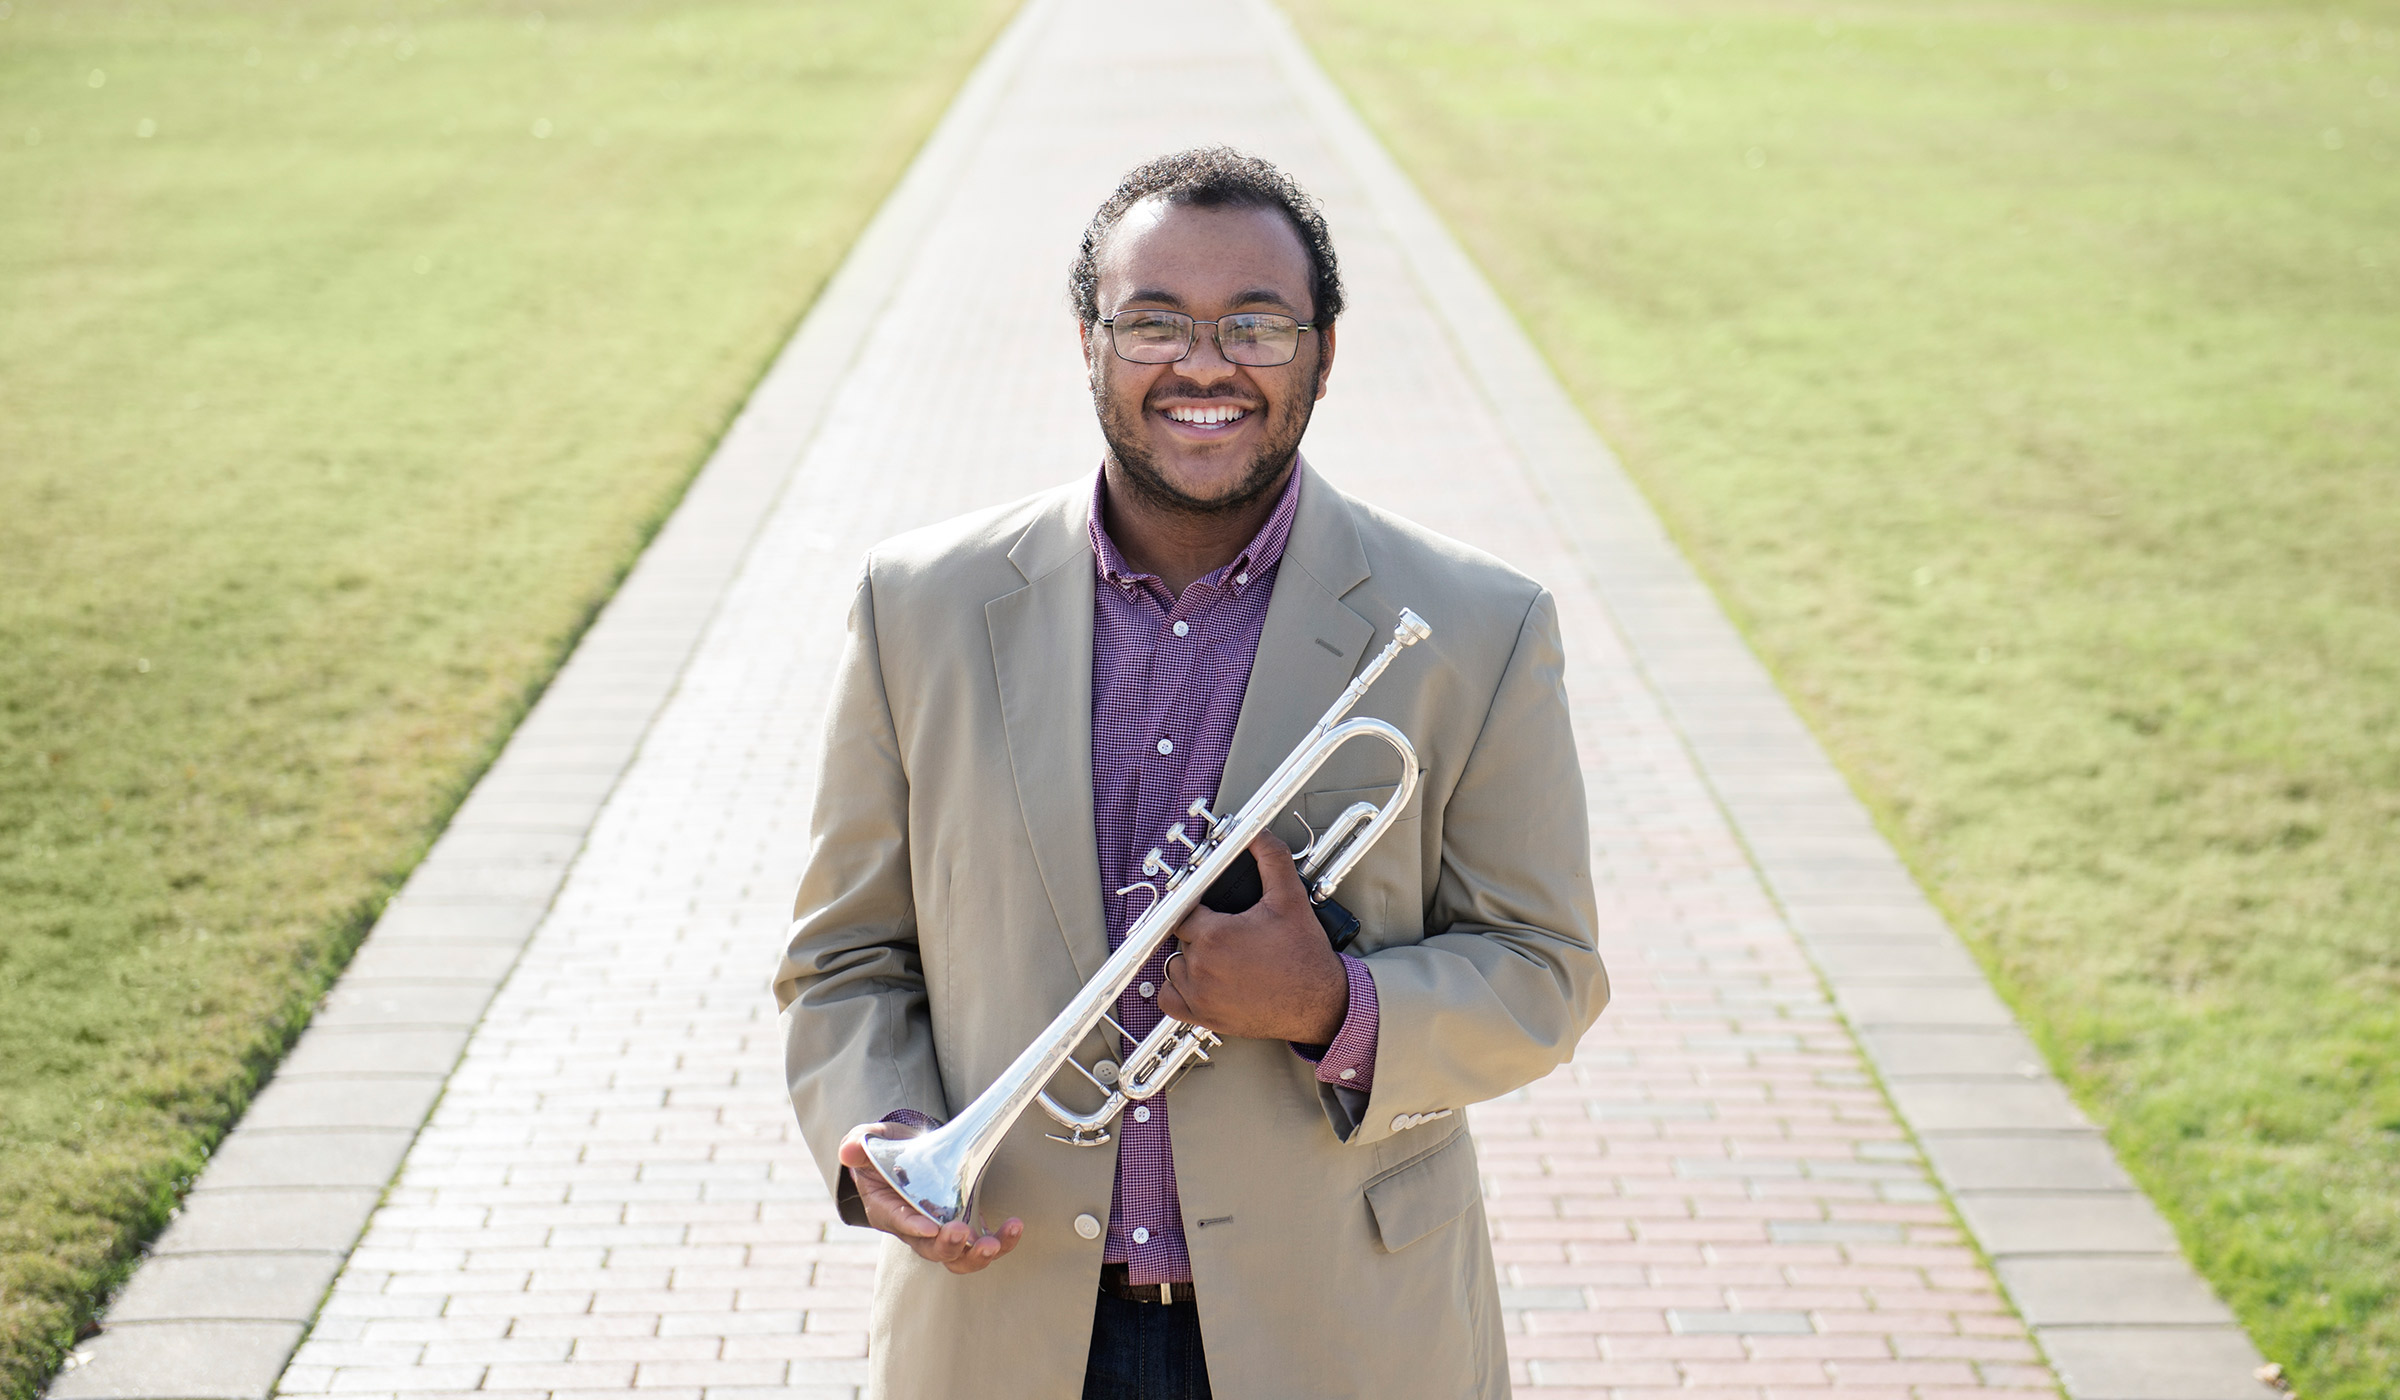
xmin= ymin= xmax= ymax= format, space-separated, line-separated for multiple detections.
xmin=1283 ymin=0 xmax=2398 ymax=1393
xmin=0 ymin=0 xmax=1011 ymax=1390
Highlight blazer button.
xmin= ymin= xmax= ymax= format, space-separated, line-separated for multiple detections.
xmin=1074 ymin=1213 xmax=1101 ymax=1240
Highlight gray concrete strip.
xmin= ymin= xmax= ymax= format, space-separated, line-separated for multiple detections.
xmin=355 ymin=901 xmax=546 ymax=945
xmin=335 ymin=940 xmax=523 ymax=984
xmin=1247 ymin=2 xmax=2279 ymax=1393
xmin=1859 ymin=1025 xmax=2054 ymax=1077
xmin=1924 ymin=1132 xmax=2141 ymax=1193
xmin=105 ymin=1256 xmax=344 ymax=1325
xmin=194 ymin=1131 xmax=417 ymax=1193
xmin=1803 ymin=939 xmax=1990 ymax=981
xmin=1889 ymin=1077 xmax=2097 ymax=1133
xmin=148 ymin=1192 xmax=384 ymax=1256
xmin=2001 ymin=1257 xmax=2248 ymax=1328
xmin=269 ymin=1028 xmax=470 ymax=1079
xmin=41 ymin=1 xmax=1060 ymax=1388
xmin=2044 ymin=1328 xmax=2292 ymax=1400
xmin=307 ymin=981 xmax=496 ymax=1030
xmin=47 ymin=1323 xmax=305 ymax=1400
xmin=235 ymin=1078 xmax=447 ymax=1132
xmin=1956 ymin=1191 xmax=2186 ymax=1256
xmin=1838 ymin=982 xmax=2021 ymax=1029
xmin=1785 ymin=902 xmax=1958 ymax=939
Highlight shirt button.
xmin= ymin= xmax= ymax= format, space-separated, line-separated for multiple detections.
xmin=1132 ymin=1227 xmax=1151 ymax=1245
xmin=1133 ymin=1105 xmax=1151 ymax=1123
xmin=1156 ymin=738 xmax=1172 ymax=756
xmin=1340 ymin=1068 xmax=1357 ymax=1081
xmin=1074 ymin=1213 xmax=1101 ymax=1240
xmin=1139 ymin=981 xmax=1155 ymax=998
xmin=1173 ymin=620 xmax=1189 ymax=637
xmin=1236 ymin=572 xmax=1249 ymax=586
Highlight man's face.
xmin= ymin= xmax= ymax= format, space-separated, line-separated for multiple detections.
xmin=1083 ymin=198 xmax=1335 ymax=516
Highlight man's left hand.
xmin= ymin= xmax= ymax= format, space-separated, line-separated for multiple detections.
xmin=1157 ymin=831 xmax=1348 ymax=1044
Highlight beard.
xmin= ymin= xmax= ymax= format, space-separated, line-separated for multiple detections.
xmin=1092 ymin=358 xmax=1321 ymax=519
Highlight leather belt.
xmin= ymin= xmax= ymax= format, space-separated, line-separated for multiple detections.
xmin=1098 ymin=1263 xmax=1197 ymax=1305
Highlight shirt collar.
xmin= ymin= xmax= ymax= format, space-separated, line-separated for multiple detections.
xmin=1087 ymin=464 xmax=1304 ymax=601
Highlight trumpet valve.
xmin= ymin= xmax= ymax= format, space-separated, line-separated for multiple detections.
xmin=1142 ymin=848 xmax=1170 ymax=878
xmin=1166 ymin=822 xmax=1198 ymax=855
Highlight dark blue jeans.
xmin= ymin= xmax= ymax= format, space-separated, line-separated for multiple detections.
xmin=1081 ymin=1292 xmax=1213 ymax=1400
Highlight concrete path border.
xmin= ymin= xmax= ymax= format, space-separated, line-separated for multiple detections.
xmin=1247 ymin=5 xmax=2276 ymax=1396
xmin=41 ymin=5 xmax=1055 ymax=1394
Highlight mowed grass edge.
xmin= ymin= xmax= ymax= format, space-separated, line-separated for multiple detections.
xmin=0 ymin=0 xmax=1018 ymax=1390
xmin=1281 ymin=0 xmax=2400 ymax=1395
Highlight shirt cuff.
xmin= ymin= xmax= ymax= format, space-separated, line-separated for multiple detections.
xmin=1292 ymin=954 xmax=1378 ymax=1092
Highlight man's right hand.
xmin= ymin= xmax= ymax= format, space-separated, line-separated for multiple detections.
xmin=838 ymin=1122 xmax=1024 ymax=1274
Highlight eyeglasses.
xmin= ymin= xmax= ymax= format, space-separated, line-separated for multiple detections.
xmin=1097 ymin=308 xmax=1314 ymax=368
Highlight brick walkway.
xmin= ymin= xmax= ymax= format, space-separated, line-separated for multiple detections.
xmin=259 ymin=1 xmax=2077 ymax=1395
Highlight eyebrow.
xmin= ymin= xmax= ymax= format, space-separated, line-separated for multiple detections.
xmin=1118 ymin=286 xmax=1304 ymax=316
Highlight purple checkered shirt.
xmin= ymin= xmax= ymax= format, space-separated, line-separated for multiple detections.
xmin=884 ymin=467 xmax=1376 ymax=1283
xmin=1084 ymin=466 xmax=1378 ymax=1284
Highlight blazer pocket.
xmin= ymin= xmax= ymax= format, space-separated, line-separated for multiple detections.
xmin=1363 ymin=1128 xmax=1478 ymax=1254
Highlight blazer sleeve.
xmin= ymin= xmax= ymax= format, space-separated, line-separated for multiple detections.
xmin=772 ymin=563 xmax=951 ymax=1215
xmin=1322 ymin=587 xmax=1606 ymax=1146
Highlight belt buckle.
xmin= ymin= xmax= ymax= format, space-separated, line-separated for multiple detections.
xmin=1156 ymin=1281 xmax=1172 ymax=1305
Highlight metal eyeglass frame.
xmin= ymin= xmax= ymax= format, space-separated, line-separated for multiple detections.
xmin=1097 ymin=308 xmax=1316 ymax=367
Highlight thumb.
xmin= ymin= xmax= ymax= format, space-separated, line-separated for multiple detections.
xmin=838 ymin=1121 xmax=895 ymax=1168
xmin=1249 ymin=830 xmax=1308 ymax=910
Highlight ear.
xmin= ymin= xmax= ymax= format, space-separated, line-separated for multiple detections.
xmin=1312 ymin=322 xmax=1337 ymax=401
xmin=1078 ymin=319 xmax=1095 ymax=373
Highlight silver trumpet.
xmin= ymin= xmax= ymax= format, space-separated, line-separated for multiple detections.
xmin=864 ymin=608 xmax=1434 ymax=1226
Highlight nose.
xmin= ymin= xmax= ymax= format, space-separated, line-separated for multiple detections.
xmin=1176 ymin=322 xmax=1239 ymax=384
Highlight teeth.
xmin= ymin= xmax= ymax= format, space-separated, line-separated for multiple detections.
xmin=1166 ymin=406 xmax=1248 ymax=425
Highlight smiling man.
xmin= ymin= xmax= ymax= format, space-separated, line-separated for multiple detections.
xmin=775 ymin=149 xmax=1606 ymax=1400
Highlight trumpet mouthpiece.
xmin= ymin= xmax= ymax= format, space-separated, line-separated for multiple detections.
xmin=1396 ymin=609 xmax=1431 ymax=646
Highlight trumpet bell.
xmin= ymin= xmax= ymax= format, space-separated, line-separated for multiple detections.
xmin=862 ymin=1126 xmax=976 ymax=1226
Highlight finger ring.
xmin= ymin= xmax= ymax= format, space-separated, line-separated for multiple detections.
xmin=1163 ymin=950 xmax=1186 ymax=982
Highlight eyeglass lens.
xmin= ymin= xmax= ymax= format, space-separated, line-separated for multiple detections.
xmin=1108 ymin=310 xmax=1303 ymax=367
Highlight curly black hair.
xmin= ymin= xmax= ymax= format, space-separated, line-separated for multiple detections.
xmin=1068 ymin=146 xmax=1345 ymax=329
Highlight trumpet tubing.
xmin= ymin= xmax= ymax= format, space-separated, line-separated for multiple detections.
xmin=862 ymin=609 xmax=1432 ymax=1227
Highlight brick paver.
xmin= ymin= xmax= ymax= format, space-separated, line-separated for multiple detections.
xmin=249 ymin=0 xmax=2081 ymax=1394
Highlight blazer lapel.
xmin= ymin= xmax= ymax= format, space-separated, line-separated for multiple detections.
xmin=1219 ymin=463 xmax=1377 ymax=810
xmin=988 ymin=495 xmax=1110 ymax=983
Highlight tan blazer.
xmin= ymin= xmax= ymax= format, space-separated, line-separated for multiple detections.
xmin=774 ymin=463 xmax=1605 ymax=1399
